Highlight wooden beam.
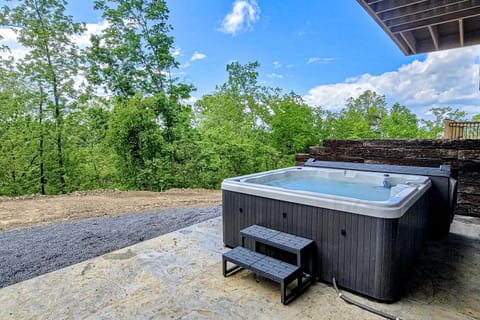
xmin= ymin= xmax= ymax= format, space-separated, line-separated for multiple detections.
xmin=386 ymin=1 xmax=480 ymax=28
xmin=391 ymin=6 xmax=480 ymax=33
xmin=356 ymin=0 xmax=410 ymax=55
xmin=374 ymin=0 xmax=429 ymax=14
xmin=380 ymin=0 xmax=468 ymax=22
xmin=395 ymin=33 xmax=414 ymax=53
xmin=357 ymin=0 xmax=480 ymax=54
xmin=418 ymin=30 xmax=480 ymax=52
xmin=400 ymin=31 xmax=417 ymax=53
xmin=415 ymin=38 xmax=438 ymax=52
xmin=428 ymin=25 xmax=440 ymax=50
xmin=459 ymin=18 xmax=464 ymax=46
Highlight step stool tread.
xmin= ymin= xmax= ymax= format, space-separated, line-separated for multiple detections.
xmin=269 ymin=233 xmax=314 ymax=250
xmin=240 ymin=224 xmax=314 ymax=252
xmin=241 ymin=225 xmax=280 ymax=240
xmin=223 ymin=246 xmax=265 ymax=267
xmin=251 ymin=256 xmax=300 ymax=282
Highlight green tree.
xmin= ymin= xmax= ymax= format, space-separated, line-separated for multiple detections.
xmin=107 ymin=95 xmax=164 ymax=190
xmin=421 ymin=106 xmax=467 ymax=138
xmin=380 ymin=102 xmax=420 ymax=138
xmin=2 ymin=0 xmax=85 ymax=194
xmin=0 ymin=59 xmax=36 ymax=195
xmin=88 ymin=0 xmax=179 ymax=98
xmin=199 ymin=61 xmax=271 ymax=130
xmin=195 ymin=61 xmax=289 ymax=187
xmin=88 ymin=0 xmax=197 ymax=190
xmin=63 ymin=103 xmax=118 ymax=191
xmin=330 ymin=90 xmax=388 ymax=139
xmin=270 ymin=93 xmax=322 ymax=154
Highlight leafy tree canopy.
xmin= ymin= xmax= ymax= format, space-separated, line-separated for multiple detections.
xmin=88 ymin=0 xmax=181 ymax=98
xmin=0 ymin=0 xmax=475 ymax=196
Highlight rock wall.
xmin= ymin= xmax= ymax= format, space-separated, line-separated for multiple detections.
xmin=296 ymin=139 xmax=480 ymax=217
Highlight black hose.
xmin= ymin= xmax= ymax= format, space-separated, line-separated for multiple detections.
xmin=332 ymin=277 xmax=402 ymax=320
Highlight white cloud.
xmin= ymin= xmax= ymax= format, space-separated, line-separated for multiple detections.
xmin=190 ymin=51 xmax=206 ymax=61
xmin=273 ymin=61 xmax=281 ymax=69
xmin=220 ymin=0 xmax=260 ymax=35
xmin=171 ymin=71 xmax=187 ymax=76
xmin=0 ymin=28 xmax=28 ymax=59
xmin=303 ymin=46 xmax=480 ymax=117
xmin=71 ymin=21 xmax=109 ymax=48
xmin=184 ymin=96 xmax=198 ymax=105
xmin=267 ymin=73 xmax=283 ymax=79
xmin=0 ymin=28 xmax=17 ymax=42
xmin=170 ymin=47 xmax=182 ymax=58
xmin=179 ymin=62 xmax=191 ymax=68
xmin=307 ymin=57 xmax=334 ymax=64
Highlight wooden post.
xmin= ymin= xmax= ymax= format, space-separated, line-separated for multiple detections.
xmin=444 ymin=119 xmax=453 ymax=139
xmin=454 ymin=123 xmax=464 ymax=139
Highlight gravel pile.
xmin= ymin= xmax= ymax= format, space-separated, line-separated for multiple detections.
xmin=0 ymin=205 xmax=222 ymax=288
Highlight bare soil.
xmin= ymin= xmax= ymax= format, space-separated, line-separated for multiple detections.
xmin=0 ymin=189 xmax=221 ymax=232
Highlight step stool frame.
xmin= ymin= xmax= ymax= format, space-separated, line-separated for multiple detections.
xmin=222 ymin=225 xmax=316 ymax=305
xmin=222 ymin=247 xmax=303 ymax=305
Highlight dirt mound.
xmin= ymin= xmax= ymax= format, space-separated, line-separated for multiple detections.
xmin=0 ymin=189 xmax=222 ymax=232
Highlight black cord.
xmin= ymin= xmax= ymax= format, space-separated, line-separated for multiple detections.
xmin=332 ymin=277 xmax=402 ymax=320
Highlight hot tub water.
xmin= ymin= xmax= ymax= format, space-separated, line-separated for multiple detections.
xmin=262 ymin=177 xmax=391 ymax=201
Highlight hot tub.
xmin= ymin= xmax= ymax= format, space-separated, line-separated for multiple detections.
xmin=222 ymin=165 xmax=432 ymax=301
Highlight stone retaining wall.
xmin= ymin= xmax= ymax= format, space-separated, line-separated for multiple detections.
xmin=296 ymin=139 xmax=480 ymax=217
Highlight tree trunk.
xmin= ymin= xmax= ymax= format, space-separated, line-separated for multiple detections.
xmin=34 ymin=0 xmax=66 ymax=194
xmin=10 ymin=154 xmax=16 ymax=196
xmin=46 ymin=41 xmax=66 ymax=194
xmin=38 ymin=99 xmax=46 ymax=195
xmin=56 ymin=129 xmax=66 ymax=193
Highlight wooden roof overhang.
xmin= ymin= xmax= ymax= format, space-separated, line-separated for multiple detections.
xmin=357 ymin=0 xmax=480 ymax=55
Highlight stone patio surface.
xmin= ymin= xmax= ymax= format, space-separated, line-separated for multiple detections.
xmin=1 ymin=216 xmax=480 ymax=320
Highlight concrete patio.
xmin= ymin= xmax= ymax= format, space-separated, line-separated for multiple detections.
xmin=1 ymin=216 xmax=479 ymax=320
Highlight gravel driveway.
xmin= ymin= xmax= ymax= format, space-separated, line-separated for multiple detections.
xmin=0 ymin=205 xmax=222 ymax=288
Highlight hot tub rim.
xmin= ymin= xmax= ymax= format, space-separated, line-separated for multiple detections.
xmin=221 ymin=166 xmax=432 ymax=219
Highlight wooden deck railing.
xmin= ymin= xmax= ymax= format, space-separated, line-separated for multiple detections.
xmin=444 ymin=119 xmax=480 ymax=139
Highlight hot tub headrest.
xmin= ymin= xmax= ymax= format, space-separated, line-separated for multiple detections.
xmin=304 ymin=159 xmax=451 ymax=177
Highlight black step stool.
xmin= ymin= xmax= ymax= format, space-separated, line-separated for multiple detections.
xmin=222 ymin=225 xmax=315 ymax=305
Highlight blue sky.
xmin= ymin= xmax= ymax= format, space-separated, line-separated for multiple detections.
xmin=3 ymin=0 xmax=480 ymax=118
xmin=165 ymin=0 xmax=422 ymax=103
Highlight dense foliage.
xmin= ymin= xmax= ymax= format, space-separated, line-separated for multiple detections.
xmin=0 ymin=0 xmax=475 ymax=195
